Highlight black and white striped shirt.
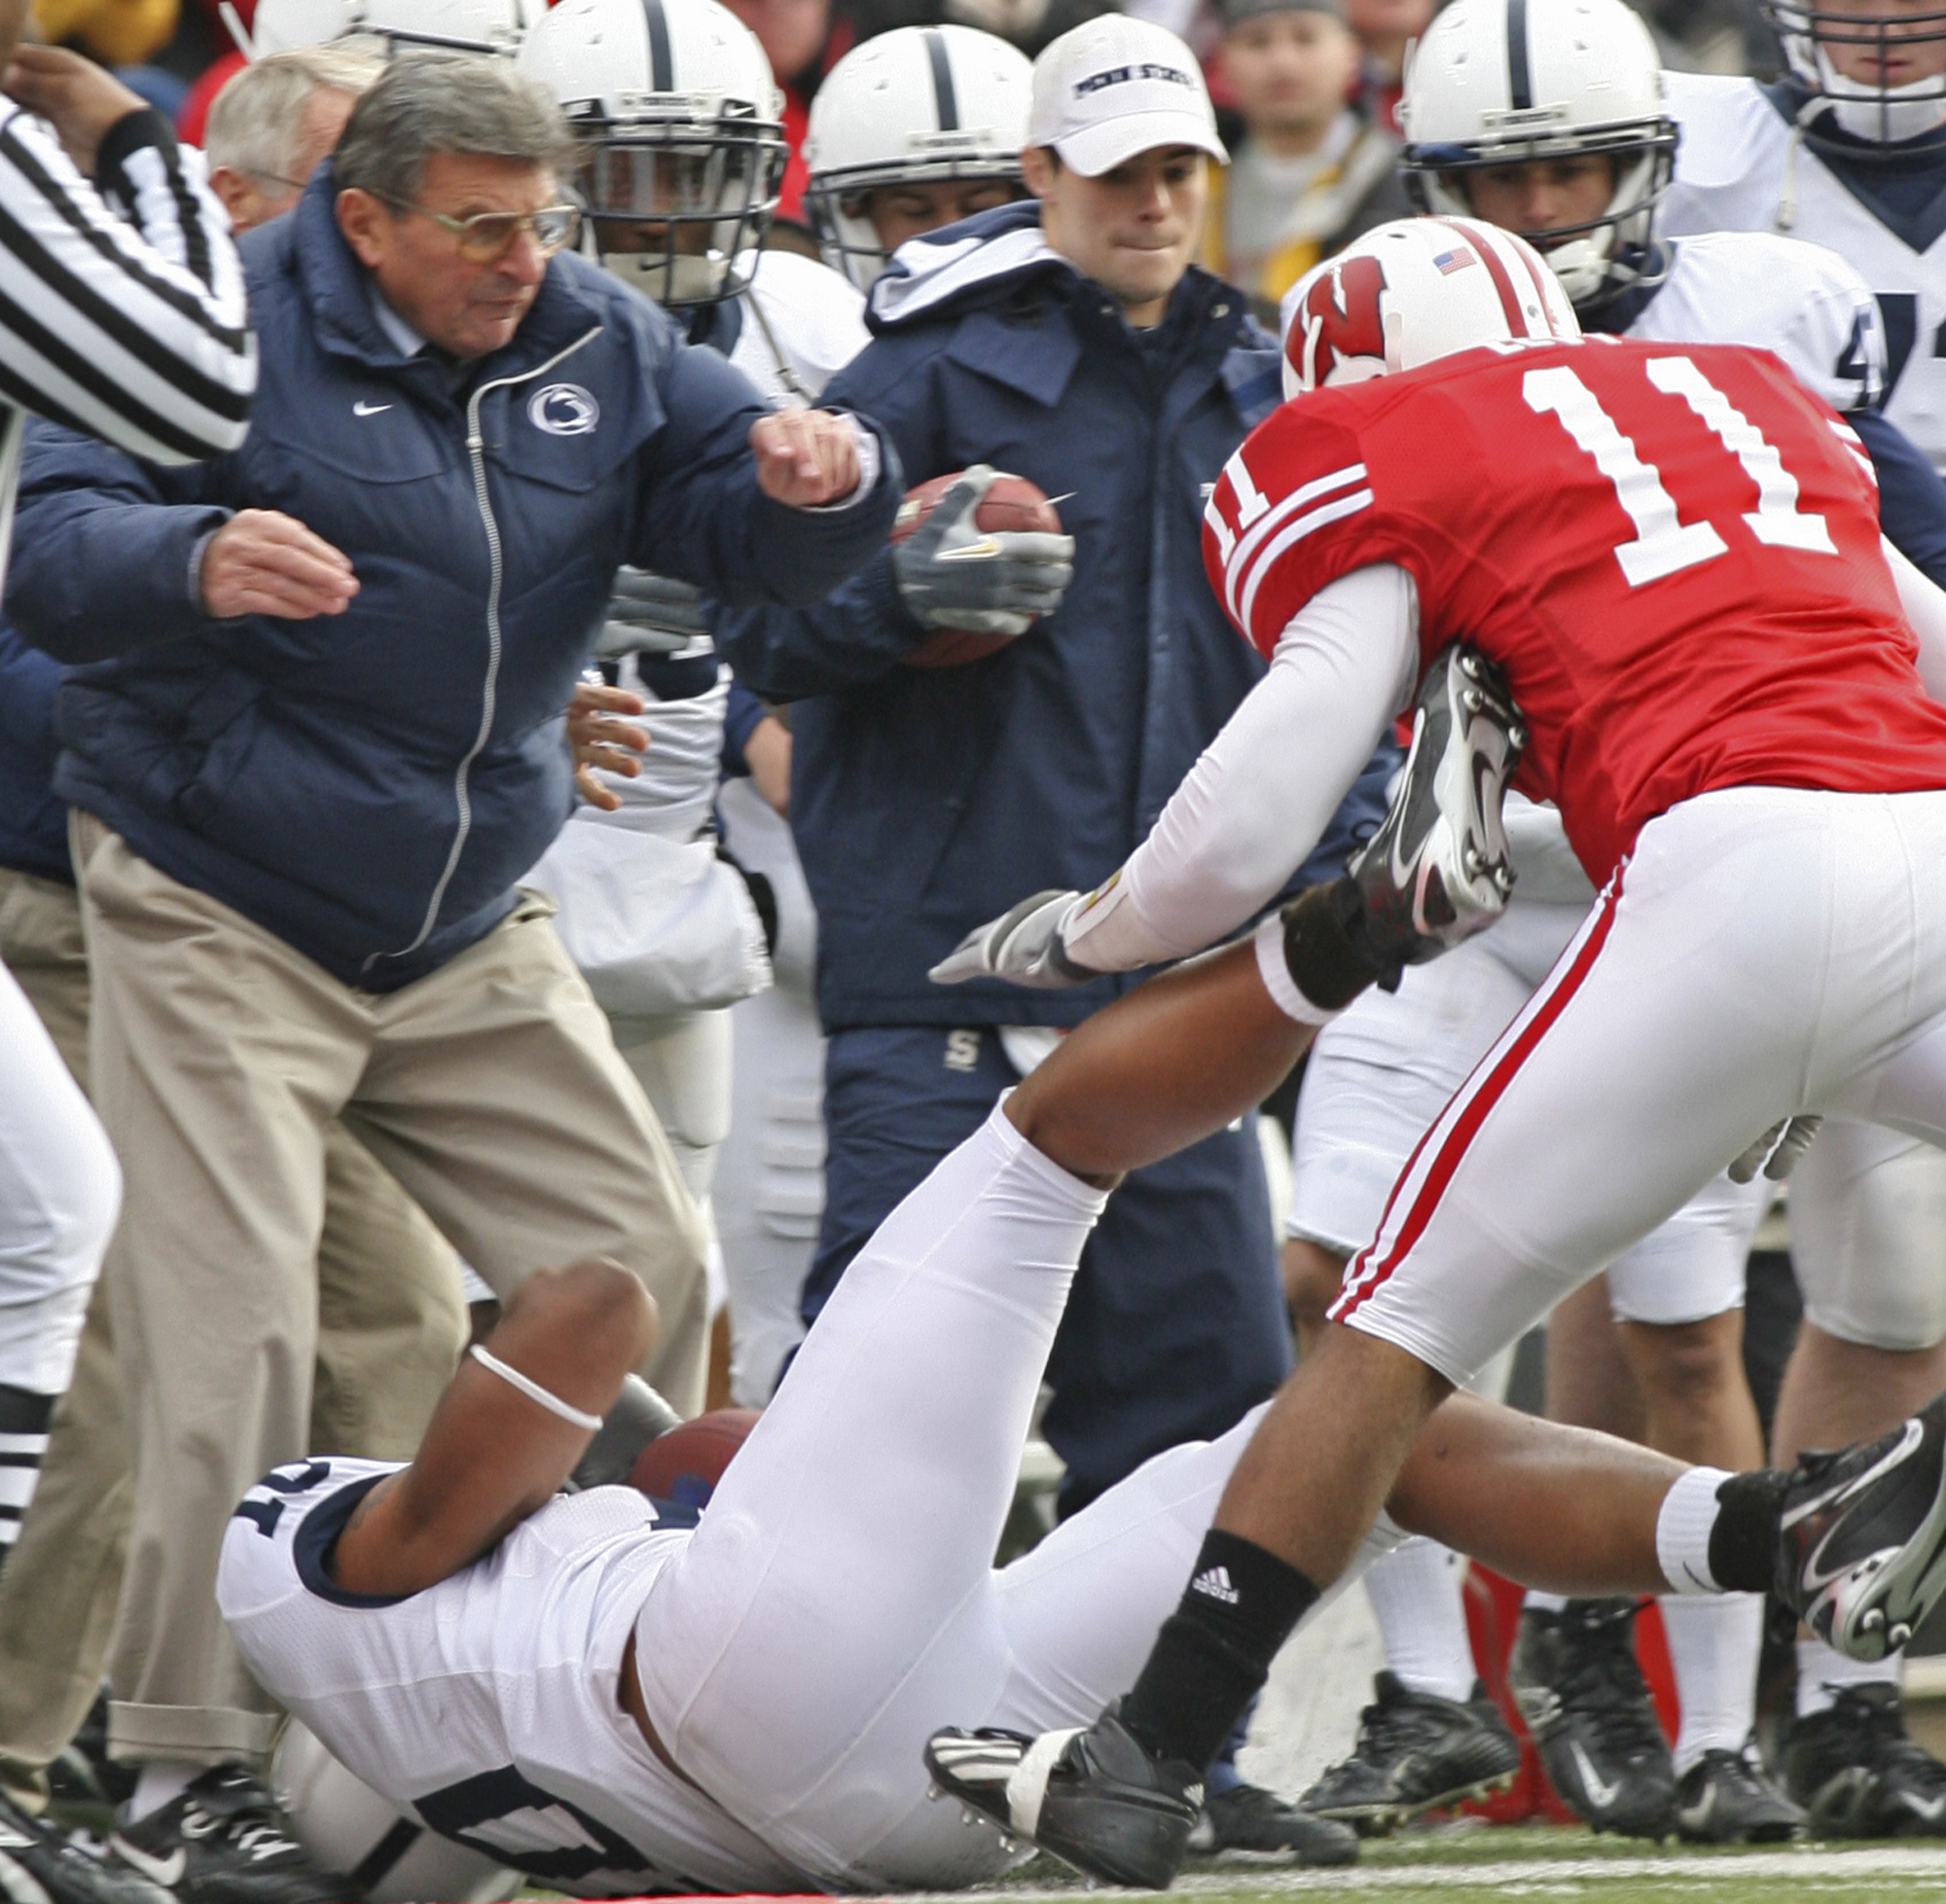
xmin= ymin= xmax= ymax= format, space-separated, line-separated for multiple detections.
xmin=0 ymin=101 xmax=254 ymax=574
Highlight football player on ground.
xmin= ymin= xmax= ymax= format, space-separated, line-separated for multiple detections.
xmin=1650 ymin=0 xmax=1946 ymax=1830
xmin=214 ymin=734 xmax=1946 ymax=1894
xmin=1269 ymin=0 xmax=1946 ymax=1843
xmin=924 ymin=214 xmax=1946 ymax=1888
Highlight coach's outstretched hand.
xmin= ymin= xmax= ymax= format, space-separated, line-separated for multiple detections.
xmin=199 ymin=510 xmax=357 ymax=621
xmin=751 ymin=408 xmax=862 ymax=509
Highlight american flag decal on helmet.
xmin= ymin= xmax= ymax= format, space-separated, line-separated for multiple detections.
xmin=1433 ymin=245 xmax=1476 ymax=275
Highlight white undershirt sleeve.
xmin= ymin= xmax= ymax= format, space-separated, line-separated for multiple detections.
xmin=1884 ymin=535 xmax=1946 ymax=702
xmin=1062 ymin=563 xmax=1421 ymax=973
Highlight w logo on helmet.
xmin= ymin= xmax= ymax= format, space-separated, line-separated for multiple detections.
xmin=1287 ymin=253 xmax=1388 ymax=393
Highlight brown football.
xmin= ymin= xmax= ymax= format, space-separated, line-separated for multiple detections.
xmin=630 ymin=1407 xmax=759 ymax=1509
xmin=889 ymin=471 xmax=1063 ymax=668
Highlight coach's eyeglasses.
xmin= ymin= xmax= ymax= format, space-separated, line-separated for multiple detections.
xmin=376 ymin=196 xmax=582 ymax=263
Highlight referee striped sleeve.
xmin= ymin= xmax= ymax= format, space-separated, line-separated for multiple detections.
xmin=0 ymin=105 xmax=254 ymax=465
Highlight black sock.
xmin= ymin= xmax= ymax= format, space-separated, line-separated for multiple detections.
xmin=0 ymin=1384 xmax=54 ymax=1578
xmin=1118 ymin=1531 xmax=1321 ymax=1774
xmin=1709 ymin=1468 xmax=1790 ymax=1593
xmin=1279 ymin=880 xmax=1390 ymax=1013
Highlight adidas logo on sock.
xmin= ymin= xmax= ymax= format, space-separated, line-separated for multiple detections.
xmin=1190 ymin=1565 xmax=1240 ymax=1604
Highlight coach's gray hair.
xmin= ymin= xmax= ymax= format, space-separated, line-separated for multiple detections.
xmin=203 ymin=41 xmax=386 ymax=179
xmin=333 ymin=53 xmax=578 ymax=204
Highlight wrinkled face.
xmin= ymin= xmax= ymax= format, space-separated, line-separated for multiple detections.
xmin=337 ymin=152 xmax=557 ymax=359
xmin=215 ymin=86 xmax=360 ymax=235
xmin=721 ymin=0 xmax=827 ymax=81
xmin=1460 ymin=154 xmax=1616 ymax=237
xmin=1816 ymin=0 xmax=1946 ymax=85
xmin=1220 ymin=11 xmax=1360 ymax=139
xmin=858 ymin=176 xmax=1022 ymax=252
xmin=1025 ymin=143 xmax=1207 ymax=322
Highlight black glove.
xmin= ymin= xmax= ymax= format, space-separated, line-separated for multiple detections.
xmin=892 ymin=466 xmax=1074 ymax=637
xmin=566 ymin=1374 xmax=683 ymax=1491
xmin=595 ymin=567 xmax=712 ymax=659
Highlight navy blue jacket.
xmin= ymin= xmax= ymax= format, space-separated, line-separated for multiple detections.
xmin=0 ymin=623 xmax=65 ymax=883
xmin=7 ymin=165 xmax=900 ymax=990
xmin=716 ymin=203 xmax=1395 ymax=1031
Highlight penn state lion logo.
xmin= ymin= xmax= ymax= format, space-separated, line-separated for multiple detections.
xmin=528 ymin=382 xmax=600 ymax=436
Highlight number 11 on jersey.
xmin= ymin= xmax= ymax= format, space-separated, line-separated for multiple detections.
xmin=1522 ymin=356 xmax=1836 ymax=590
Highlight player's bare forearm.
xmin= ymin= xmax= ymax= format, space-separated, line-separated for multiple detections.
xmin=1003 ymin=938 xmax=1313 ymax=1182
xmin=1387 ymin=1389 xmax=1683 ymax=1597
xmin=331 ymin=1260 xmax=657 ymax=1598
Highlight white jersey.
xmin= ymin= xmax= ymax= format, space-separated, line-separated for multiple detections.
xmin=725 ymin=247 xmax=869 ymax=406
xmin=1661 ymin=70 xmax=1946 ymax=465
xmin=221 ymin=1460 xmax=803 ymax=1895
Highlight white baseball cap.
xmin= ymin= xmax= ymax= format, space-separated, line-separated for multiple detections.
xmin=1027 ymin=15 xmax=1227 ymax=177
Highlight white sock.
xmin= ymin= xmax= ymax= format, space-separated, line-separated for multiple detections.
xmin=1660 ymin=1593 xmax=1762 ymax=1775
xmin=1524 ymin=1590 xmax=1570 ymax=1614
xmin=126 ymin=1762 xmax=198 ymax=1823
xmin=1796 ymin=1636 xmax=1899 ymax=1718
xmin=1363 ymin=1536 xmax=1476 ymax=1703
xmin=1654 ymin=1465 xmax=1737 ymax=1594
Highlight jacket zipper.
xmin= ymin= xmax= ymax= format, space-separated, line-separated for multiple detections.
xmin=366 ymin=324 xmax=602 ymax=976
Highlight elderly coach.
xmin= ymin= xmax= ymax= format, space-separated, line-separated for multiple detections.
xmin=5 ymin=51 xmax=897 ymax=1894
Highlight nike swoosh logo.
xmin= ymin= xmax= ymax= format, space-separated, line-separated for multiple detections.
xmin=1902 ymin=1791 xmax=1946 ymax=1821
xmin=936 ymin=538 xmax=1004 ymax=561
xmin=1568 ymin=1740 xmax=1623 ymax=1813
xmin=352 ymin=400 xmax=392 ymax=416
xmin=111 ymin=1837 xmax=187 ymax=1887
xmin=1675 ymin=1784 xmax=1715 ymax=1831
xmin=1790 ymin=1421 xmax=1926 ymax=1594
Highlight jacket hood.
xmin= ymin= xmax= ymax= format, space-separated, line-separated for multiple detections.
xmin=866 ymin=200 xmax=1074 ymax=334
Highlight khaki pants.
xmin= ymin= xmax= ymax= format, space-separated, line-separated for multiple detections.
xmin=0 ymin=869 xmax=475 ymax=1798
xmin=72 ymin=819 xmax=709 ymax=1768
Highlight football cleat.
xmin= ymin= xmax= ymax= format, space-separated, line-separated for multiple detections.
xmin=1672 ymin=1740 xmax=1805 ymax=1845
xmin=1184 ymin=1781 xmax=1357 ymax=1866
xmin=1776 ymin=1390 xmax=1946 ymax=1661
xmin=110 ymin=1767 xmax=347 ymax=1904
xmin=1507 ymin=1599 xmax=1675 ymax=1840
xmin=1298 ymin=1673 xmax=1521 ymax=1835
xmin=924 ymin=1708 xmax=1202 ymax=1889
xmin=1783 ymin=1683 xmax=1946 ymax=1837
xmin=1343 ymin=641 xmax=1524 ymax=987
xmin=0 ymin=1788 xmax=174 ymax=1904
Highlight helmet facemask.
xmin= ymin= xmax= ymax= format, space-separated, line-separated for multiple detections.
xmin=569 ymin=100 xmax=786 ymax=308
xmin=1766 ymin=0 xmax=1946 ymax=144
xmin=804 ymin=147 xmax=1027 ymax=294
xmin=1404 ymin=118 xmax=1676 ymax=307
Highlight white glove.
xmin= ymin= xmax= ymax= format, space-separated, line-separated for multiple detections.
xmin=929 ymin=889 xmax=1095 ymax=988
xmin=1728 ymin=1115 xmax=1822 ymax=1184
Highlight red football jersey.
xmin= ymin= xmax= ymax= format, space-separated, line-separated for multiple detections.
xmin=1203 ymin=336 xmax=1946 ymax=880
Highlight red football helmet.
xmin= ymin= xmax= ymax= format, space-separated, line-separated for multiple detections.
xmin=1279 ymin=216 xmax=1579 ymax=400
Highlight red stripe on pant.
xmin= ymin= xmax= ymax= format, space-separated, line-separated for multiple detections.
xmin=1330 ymin=872 xmax=1626 ymax=1323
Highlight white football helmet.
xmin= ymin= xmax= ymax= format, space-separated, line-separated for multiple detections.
xmin=249 ymin=0 xmax=536 ymax=56
xmin=1279 ymin=216 xmax=1579 ymax=399
xmin=803 ymin=24 xmax=1031 ymax=293
xmin=1399 ymin=0 xmax=1676 ymax=306
xmin=1763 ymin=0 xmax=1946 ymax=143
xmin=518 ymin=0 xmax=785 ymax=308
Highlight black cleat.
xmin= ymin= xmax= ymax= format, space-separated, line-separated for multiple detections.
xmin=47 ymin=1691 xmax=138 ymax=1819
xmin=1508 ymin=1599 xmax=1675 ymax=1840
xmin=1184 ymin=1781 xmax=1357 ymax=1866
xmin=110 ymin=1767 xmax=348 ymax=1904
xmin=1343 ymin=640 xmax=1523 ymax=984
xmin=925 ymin=1708 xmax=1202 ymax=1889
xmin=1298 ymin=1673 xmax=1520 ymax=1835
xmin=1777 ymin=1392 xmax=1946 ymax=1661
xmin=1784 ymin=1683 xmax=1946 ymax=1837
xmin=1672 ymin=1740 xmax=1805 ymax=1844
xmin=0 ymin=1788 xmax=173 ymax=1904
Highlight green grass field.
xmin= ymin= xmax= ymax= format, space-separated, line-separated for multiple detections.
xmin=921 ymin=1828 xmax=1946 ymax=1903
